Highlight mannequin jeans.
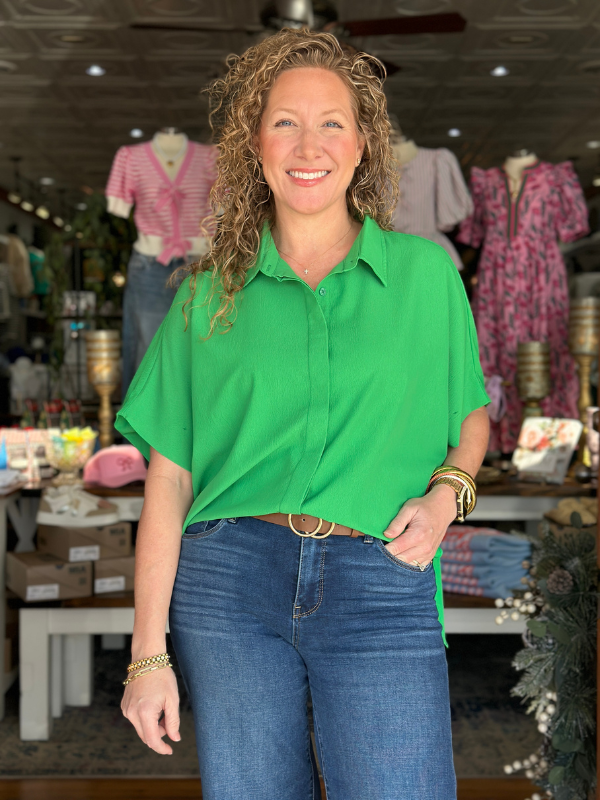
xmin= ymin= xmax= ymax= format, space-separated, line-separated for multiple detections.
xmin=121 ymin=251 xmax=185 ymax=398
xmin=169 ymin=516 xmax=456 ymax=800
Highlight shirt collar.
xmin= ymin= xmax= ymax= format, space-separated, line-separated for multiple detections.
xmin=242 ymin=215 xmax=388 ymax=288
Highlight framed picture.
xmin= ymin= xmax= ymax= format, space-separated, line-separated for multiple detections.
xmin=512 ymin=417 xmax=583 ymax=484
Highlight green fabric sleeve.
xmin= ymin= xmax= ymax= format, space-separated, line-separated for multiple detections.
xmin=114 ymin=278 xmax=194 ymax=472
xmin=447 ymin=262 xmax=490 ymax=449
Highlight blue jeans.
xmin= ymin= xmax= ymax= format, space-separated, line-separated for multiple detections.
xmin=169 ymin=516 xmax=456 ymax=800
xmin=121 ymin=251 xmax=185 ymax=398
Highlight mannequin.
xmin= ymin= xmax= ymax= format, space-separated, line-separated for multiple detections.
xmin=391 ymin=128 xmax=473 ymax=270
xmin=503 ymin=149 xmax=538 ymax=200
xmin=458 ymin=151 xmax=589 ymax=452
xmin=106 ymin=126 xmax=218 ymax=396
xmin=152 ymin=128 xmax=188 ymax=179
xmin=392 ymin=136 xmax=419 ymax=166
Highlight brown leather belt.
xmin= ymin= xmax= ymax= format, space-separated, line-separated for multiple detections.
xmin=252 ymin=512 xmax=365 ymax=539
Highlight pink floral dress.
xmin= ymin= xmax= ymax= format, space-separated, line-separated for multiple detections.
xmin=458 ymin=161 xmax=589 ymax=453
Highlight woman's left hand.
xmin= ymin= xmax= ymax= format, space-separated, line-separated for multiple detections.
xmin=382 ymin=484 xmax=458 ymax=567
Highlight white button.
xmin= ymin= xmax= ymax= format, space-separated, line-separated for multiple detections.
xmin=319 ymin=287 xmax=326 ymax=296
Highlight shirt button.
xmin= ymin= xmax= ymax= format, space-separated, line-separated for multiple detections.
xmin=319 ymin=287 xmax=326 ymax=296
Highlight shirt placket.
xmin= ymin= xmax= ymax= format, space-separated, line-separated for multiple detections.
xmin=280 ymin=283 xmax=331 ymax=512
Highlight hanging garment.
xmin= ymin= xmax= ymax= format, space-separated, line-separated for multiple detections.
xmin=458 ymin=160 xmax=589 ymax=452
xmin=121 ymin=251 xmax=186 ymax=398
xmin=0 ymin=235 xmax=34 ymax=298
xmin=105 ymin=140 xmax=217 ymax=264
xmin=392 ymin=147 xmax=473 ymax=270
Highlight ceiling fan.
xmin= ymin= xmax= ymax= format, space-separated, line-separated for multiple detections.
xmin=130 ymin=0 xmax=467 ymax=77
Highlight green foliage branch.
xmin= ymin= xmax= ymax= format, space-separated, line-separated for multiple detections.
xmin=512 ymin=514 xmax=597 ymax=800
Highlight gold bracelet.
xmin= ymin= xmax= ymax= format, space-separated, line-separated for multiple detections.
xmin=426 ymin=466 xmax=477 ymax=521
xmin=429 ymin=476 xmax=475 ymax=521
xmin=429 ymin=465 xmax=477 ymax=496
xmin=127 ymin=652 xmax=170 ymax=673
xmin=123 ymin=661 xmax=173 ymax=686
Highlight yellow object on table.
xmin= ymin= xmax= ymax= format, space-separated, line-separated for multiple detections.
xmin=47 ymin=427 xmax=98 ymax=485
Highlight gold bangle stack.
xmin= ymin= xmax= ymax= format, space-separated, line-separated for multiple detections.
xmin=426 ymin=465 xmax=477 ymax=522
xmin=127 ymin=652 xmax=170 ymax=673
xmin=123 ymin=651 xmax=173 ymax=686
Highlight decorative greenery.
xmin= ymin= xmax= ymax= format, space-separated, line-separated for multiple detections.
xmin=510 ymin=514 xmax=597 ymax=800
xmin=43 ymin=192 xmax=136 ymax=386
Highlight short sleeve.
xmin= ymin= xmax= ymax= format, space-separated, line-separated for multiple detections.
xmin=115 ymin=278 xmax=194 ymax=471
xmin=456 ymin=167 xmax=486 ymax=249
xmin=551 ymin=161 xmax=589 ymax=243
xmin=446 ymin=263 xmax=490 ymax=448
xmin=435 ymin=148 xmax=473 ymax=232
xmin=105 ymin=146 xmax=135 ymax=218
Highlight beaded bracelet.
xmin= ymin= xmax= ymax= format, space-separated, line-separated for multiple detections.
xmin=123 ymin=661 xmax=173 ymax=686
xmin=127 ymin=652 xmax=170 ymax=673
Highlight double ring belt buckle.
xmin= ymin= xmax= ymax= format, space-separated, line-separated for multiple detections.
xmin=288 ymin=513 xmax=336 ymax=539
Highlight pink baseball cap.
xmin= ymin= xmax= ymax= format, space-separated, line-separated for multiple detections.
xmin=83 ymin=444 xmax=147 ymax=487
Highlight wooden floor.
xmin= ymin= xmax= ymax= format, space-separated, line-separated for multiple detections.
xmin=0 ymin=778 xmax=542 ymax=799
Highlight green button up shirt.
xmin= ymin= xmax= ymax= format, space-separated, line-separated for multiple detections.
xmin=115 ymin=215 xmax=490 ymax=647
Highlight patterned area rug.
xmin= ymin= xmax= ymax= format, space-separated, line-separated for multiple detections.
xmin=0 ymin=634 xmax=539 ymax=777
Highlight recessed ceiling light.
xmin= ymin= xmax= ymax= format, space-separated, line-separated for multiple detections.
xmin=35 ymin=206 xmax=50 ymax=220
xmin=20 ymin=200 xmax=34 ymax=212
xmin=8 ymin=192 xmax=21 ymax=204
xmin=86 ymin=64 xmax=105 ymax=77
xmin=447 ymin=128 xmax=461 ymax=137
xmin=593 ymin=176 xmax=600 ymax=187
xmin=76 ymin=202 xmax=88 ymax=210
xmin=60 ymin=34 xmax=87 ymax=43
xmin=491 ymin=65 xmax=510 ymax=77
xmin=64 ymin=224 xmax=72 ymax=232
xmin=129 ymin=128 xmax=144 ymax=138
xmin=586 ymin=141 xmax=600 ymax=149
xmin=39 ymin=176 xmax=54 ymax=186
xmin=53 ymin=216 xmax=64 ymax=227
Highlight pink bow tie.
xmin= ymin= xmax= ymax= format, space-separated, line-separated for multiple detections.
xmin=154 ymin=184 xmax=185 ymax=214
xmin=158 ymin=234 xmax=192 ymax=266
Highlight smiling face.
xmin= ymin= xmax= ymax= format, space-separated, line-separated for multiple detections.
xmin=258 ymin=67 xmax=364 ymax=219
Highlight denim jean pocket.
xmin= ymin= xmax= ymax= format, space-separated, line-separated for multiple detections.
xmin=375 ymin=539 xmax=434 ymax=573
xmin=182 ymin=518 xmax=228 ymax=540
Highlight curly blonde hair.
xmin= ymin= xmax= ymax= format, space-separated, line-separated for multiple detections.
xmin=179 ymin=27 xmax=399 ymax=337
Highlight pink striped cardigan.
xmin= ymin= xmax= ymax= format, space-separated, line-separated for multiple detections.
xmin=105 ymin=141 xmax=218 ymax=265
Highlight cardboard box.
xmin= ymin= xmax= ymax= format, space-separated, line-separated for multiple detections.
xmin=37 ymin=522 xmax=132 ymax=562
xmin=94 ymin=553 xmax=135 ymax=594
xmin=6 ymin=551 xmax=92 ymax=602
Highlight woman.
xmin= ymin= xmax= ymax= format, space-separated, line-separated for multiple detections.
xmin=117 ymin=29 xmax=490 ymax=800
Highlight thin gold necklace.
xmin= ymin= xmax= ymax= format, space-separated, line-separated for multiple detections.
xmin=273 ymin=222 xmax=354 ymax=275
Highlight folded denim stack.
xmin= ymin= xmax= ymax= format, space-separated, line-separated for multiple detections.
xmin=441 ymin=525 xmax=531 ymax=598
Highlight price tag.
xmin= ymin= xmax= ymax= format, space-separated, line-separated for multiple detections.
xmin=26 ymin=584 xmax=60 ymax=601
xmin=69 ymin=545 xmax=100 ymax=562
xmin=94 ymin=576 xmax=126 ymax=594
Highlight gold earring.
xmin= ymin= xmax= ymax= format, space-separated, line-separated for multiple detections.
xmin=356 ymin=158 xmax=361 ymax=166
xmin=258 ymin=155 xmax=263 ymax=162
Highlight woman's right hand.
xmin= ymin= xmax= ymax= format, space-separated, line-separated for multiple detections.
xmin=121 ymin=667 xmax=181 ymax=754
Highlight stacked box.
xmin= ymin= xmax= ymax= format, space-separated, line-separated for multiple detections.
xmin=93 ymin=552 xmax=135 ymax=594
xmin=23 ymin=521 xmax=135 ymax=602
xmin=37 ymin=522 xmax=132 ymax=562
xmin=6 ymin=552 xmax=92 ymax=602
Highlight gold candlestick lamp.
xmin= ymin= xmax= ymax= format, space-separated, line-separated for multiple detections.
xmin=569 ymin=297 xmax=600 ymax=467
xmin=85 ymin=330 xmax=121 ymax=448
xmin=517 ymin=341 xmax=550 ymax=418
